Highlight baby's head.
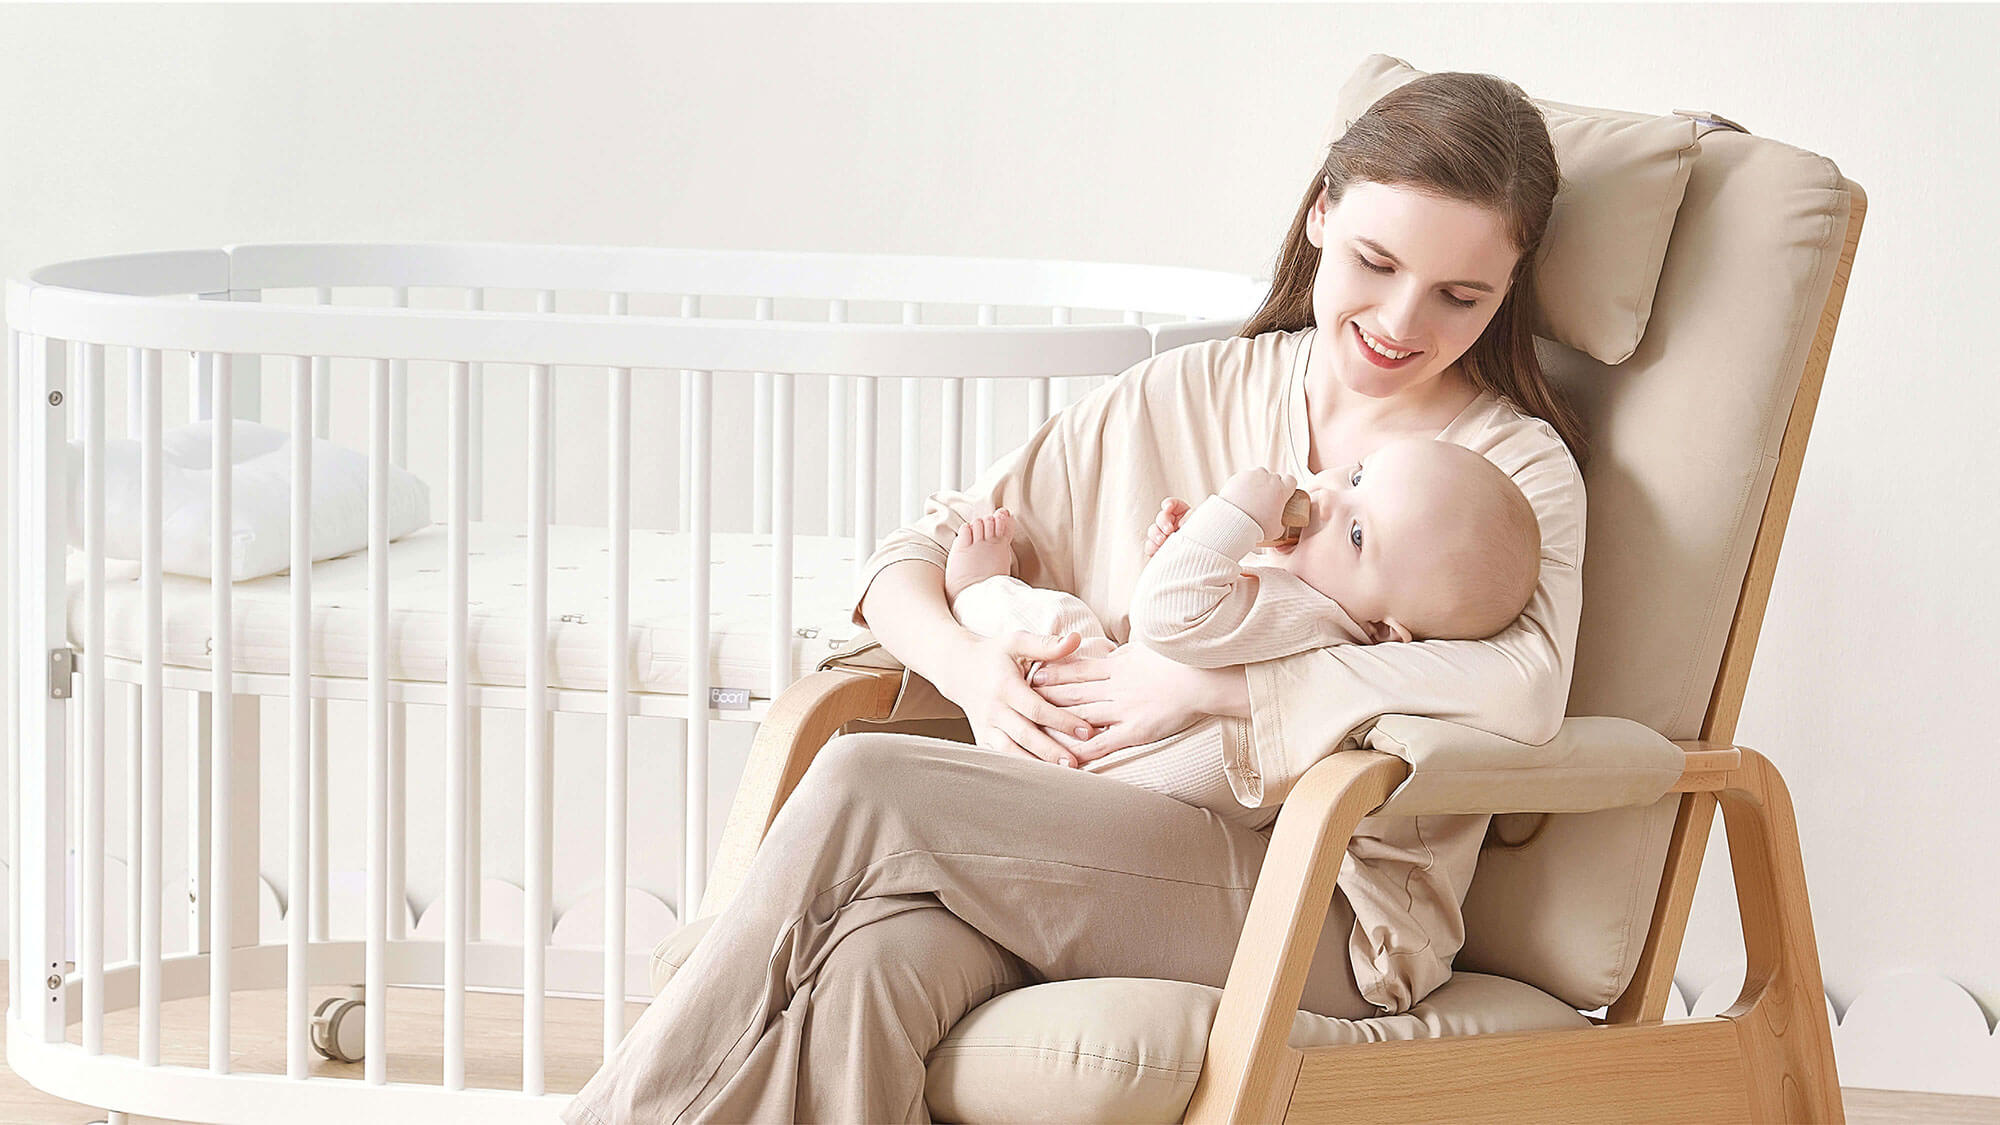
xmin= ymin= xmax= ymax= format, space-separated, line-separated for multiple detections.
xmin=1277 ymin=438 xmax=1540 ymax=643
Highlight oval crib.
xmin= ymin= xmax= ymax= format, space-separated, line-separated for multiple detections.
xmin=4 ymin=243 xmax=1262 ymax=1122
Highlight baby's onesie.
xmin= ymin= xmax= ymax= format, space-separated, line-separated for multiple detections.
xmin=950 ymin=495 xmax=1371 ymax=831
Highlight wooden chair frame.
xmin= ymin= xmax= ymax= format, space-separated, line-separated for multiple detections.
xmin=696 ymin=182 xmax=1867 ymax=1124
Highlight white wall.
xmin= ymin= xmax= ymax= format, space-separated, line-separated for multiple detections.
xmin=4 ymin=1 xmax=1997 ymax=1091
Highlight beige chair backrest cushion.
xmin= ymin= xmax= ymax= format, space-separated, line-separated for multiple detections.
xmin=1329 ymin=54 xmax=1703 ymax=366
xmin=1455 ymin=125 xmax=1856 ymax=1007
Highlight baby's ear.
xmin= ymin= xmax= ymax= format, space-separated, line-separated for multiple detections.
xmin=1368 ymin=617 xmax=1415 ymax=645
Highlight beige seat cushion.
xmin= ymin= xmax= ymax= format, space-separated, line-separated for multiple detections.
xmin=651 ymin=916 xmax=1588 ymax=1123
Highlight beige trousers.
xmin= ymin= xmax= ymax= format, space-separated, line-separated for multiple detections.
xmin=565 ymin=731 xmax=1375 ymax=1124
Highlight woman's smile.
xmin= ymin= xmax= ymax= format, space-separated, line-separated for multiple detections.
xmin=1352 ymin=321 xmax=1423 ymax=369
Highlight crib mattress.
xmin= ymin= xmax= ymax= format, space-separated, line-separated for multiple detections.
xmin=65 ymin=522 xmax=870 ymax=698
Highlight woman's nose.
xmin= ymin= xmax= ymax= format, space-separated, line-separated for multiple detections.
xmin=1377 ymin=287 xmax=1428 ymax=342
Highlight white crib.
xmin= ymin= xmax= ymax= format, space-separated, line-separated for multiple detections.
xmin=4 ymin=243 xmax=1261 ymax=1122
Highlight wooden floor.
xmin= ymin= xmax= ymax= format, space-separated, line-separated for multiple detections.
xmin=1 ymin=972 xmax=1996 ymax=1124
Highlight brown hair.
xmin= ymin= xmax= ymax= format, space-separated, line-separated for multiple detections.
xmin=1240 ymin=71 xmax=1590 ymax=471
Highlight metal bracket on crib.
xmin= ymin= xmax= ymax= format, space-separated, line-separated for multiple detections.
xmin=48 ymin=647 xmax=76 ymax=699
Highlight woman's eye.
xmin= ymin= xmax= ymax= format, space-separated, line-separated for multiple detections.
xmin=1354 ymin=252 xmax=1480 ymax=309
xmin=1350 ymin=521 xmax=1364 ymax=551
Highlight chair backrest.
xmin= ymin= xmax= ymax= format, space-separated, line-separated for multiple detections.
xmin=1453 ymin=120 xmax=1864 ymax=1008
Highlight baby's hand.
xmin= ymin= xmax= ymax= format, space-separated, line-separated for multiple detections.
xmin=1143 ymin=497 xmax=1191 ymax=559
xmin=1219 ymin=468 xmax=1297 ymax=540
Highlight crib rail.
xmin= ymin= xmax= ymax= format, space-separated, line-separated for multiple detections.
xmin=6 ymin=243 xmax=1263 ymax=1120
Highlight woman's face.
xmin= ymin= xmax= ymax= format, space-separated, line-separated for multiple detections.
xmin=1305 ymin=179 xmax=1521 ymax=398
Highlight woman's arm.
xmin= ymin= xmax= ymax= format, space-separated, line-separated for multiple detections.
xmin=1036 ymin=420 xmax=1586 ymax=804
xmin=1234 ymin=427 xmax=1586 ymax=808
xmin=856 ymin=559 xmax=982 ymax=690
xmin=858 ymin=558 xmax=1096 ymax=765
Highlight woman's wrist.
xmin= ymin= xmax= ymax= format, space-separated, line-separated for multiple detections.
xmin=858 ymin=559 xmax=984 ymax=694
xmin=1202 ymin=664 xmax=1252 ymax=719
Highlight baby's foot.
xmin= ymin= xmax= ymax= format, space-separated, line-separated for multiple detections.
xmin=945 ymin=509 xmax=1016 ymax=604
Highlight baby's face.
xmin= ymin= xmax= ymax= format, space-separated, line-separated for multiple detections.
xmin=1271 ymin=439 xmax=1480 ymax=641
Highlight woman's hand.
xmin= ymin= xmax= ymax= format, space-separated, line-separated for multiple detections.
xmin=931 ymin=630 xmax=1100 ymax=767
xmin=1027 ymin=642 xmax=1217 ymax=762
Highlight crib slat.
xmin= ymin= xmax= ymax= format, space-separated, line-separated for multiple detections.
xmin=753 ymin=296 xmax=774 ymax=535
xmin=6 ymin=328 xmax=16 ymax=1027
xmin=686 ymin=365 xmax=713 ymax=928
xmin=901 ymin=302 xmax=922 ymax=523
xmin=390 ymin=287 xmax=410 ymax=466
xmin=525 ymin=359 xmax=552 ymax=1095
xmin=126 ymin=348 xmax=144 ymax=967
xmin=679 ymin=295 xmax=699 ymax=534
xmin=306 ymin=306 xmax=331 ymax=942
xmin=388 ymin=700 xmax=406 ymax=942
xmin=140 ymin=346 xmax=164 ymax=1066
xmin=975 ymin=304 xmax=997 ymax=474
xmin=605 ymin=291 xmax=632 ymax=1056
xmin=1049 ymin=306 xmax=1073 ymax=414
xmin=311 ymin=288 xmax=332 ymax=439
xmin=466 ymin=287 xmax=487 ymax=522
xmin=942 ymin=375 xmax=964 ymax=492
xmin=538 ymin=289 xmax=557 ymax=522
xmin=287 ymin=354 xmax=312 ymax=1081
xmin=81 ymin=342 xmax=106 ymax=1055
xmin=14 ymin=333 xmax=71 ymax=1044
xmin=125 ymin=342 xmax=142 ymax=440
xmin=826 ymin=299 xmax=849 ymax=536
xmin=445 ymin=356 xmax=470 ymax=1089
xmin=771 ymin=370 xmax=795 ymax=699
xmin=310 ymin=696 xmax=328 ymax=944
xmin=366 ymin=356 xmax=391 ymax=1085
xmin=190 ymin=349 xmax=212 ymax=425
xmin=209 ymin=352 xmax=234 ymax=1073
xmin=464 ymin=287 xmax=486 ymax=944
xmin=388 ymin=291 xmax=411 ymax=946
xmin=855 ymin=374 xmax=878 ymax=579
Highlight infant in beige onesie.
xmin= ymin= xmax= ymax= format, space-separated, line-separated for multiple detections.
xmin=943 ymin=436 xmax=1541 ymax=830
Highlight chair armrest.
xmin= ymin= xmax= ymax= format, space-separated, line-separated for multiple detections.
xmin=694 ymin=665 xmax=901 ymax=920
xmin=1357 ymin=714 xmax=1688 ymax=816
xmin=1186 ymin=732 xmax=1741 ymax=1121
xmin=1185 ymin=748 xmax=1411 ymax=1123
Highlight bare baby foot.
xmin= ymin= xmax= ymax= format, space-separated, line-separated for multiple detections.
xmin=944 ymin=509 xmax=1016 ymax=604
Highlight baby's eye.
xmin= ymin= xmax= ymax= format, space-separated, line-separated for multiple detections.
xmin=1350 ymin=521 xmax=1364 ymax=551
xmin=1349 ymin=465 xmax=1363 ymax=487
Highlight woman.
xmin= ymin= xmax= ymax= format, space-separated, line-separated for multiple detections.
xmin=567 ymin=70 xmax=1587 ymax=1125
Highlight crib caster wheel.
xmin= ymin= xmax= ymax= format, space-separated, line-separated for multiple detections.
xmin=310 ymin=996 xmax=366 ymax=1063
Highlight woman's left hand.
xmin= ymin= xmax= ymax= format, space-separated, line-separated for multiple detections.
xmin=1028 ymin=642 xmax=1213 ymax=763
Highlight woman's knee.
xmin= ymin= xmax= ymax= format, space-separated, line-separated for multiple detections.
xmin=814 ymin=906 xmax=1026 ymax=1019
xmin=808 ymin=732 xmax=910 ymax=792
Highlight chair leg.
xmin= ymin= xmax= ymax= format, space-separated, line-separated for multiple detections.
xmin=1715 ymin=748 xmax=1844 ymax=1124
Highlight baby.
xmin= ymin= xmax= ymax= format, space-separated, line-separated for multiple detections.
xmin=941 ymin=436 xmax=1541 ymax=830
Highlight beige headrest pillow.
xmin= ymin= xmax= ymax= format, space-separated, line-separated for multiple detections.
xmin=1327 ymin=55 xmax=1702 ymax=365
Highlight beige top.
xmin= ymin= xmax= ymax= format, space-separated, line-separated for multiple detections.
xmin=1128 ymin=493 xmax=1374 ymax=666
xmin=850 ymin=326 xmax=1586 ymax=1013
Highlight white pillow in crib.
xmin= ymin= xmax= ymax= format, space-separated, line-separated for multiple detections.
xmin=65 ymin=420 xmax=431 ymax=581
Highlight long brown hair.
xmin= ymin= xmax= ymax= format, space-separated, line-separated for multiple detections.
xmin=1241 ymin=71 xmax=1589 ymax=471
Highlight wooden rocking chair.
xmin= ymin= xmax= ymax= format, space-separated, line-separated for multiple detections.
xmin=670 ymin=69 xmax=1866 ymax=1124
